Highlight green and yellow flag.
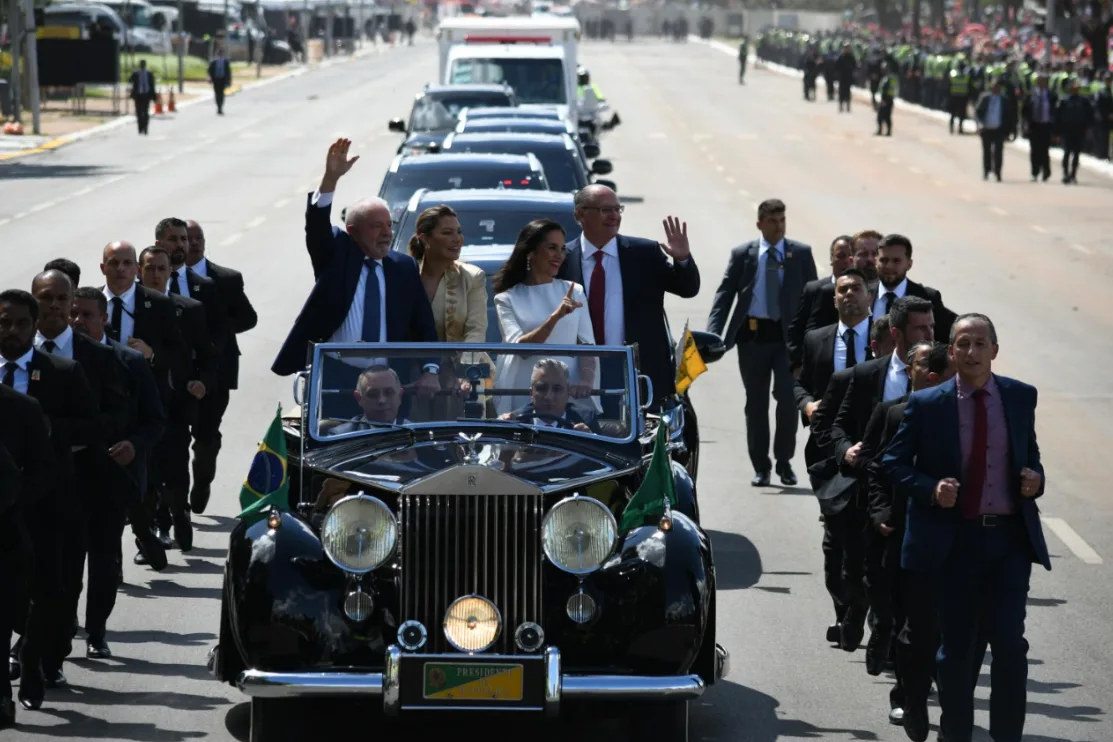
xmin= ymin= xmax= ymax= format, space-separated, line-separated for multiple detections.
xmin=619 ymin=424 xmax=677 ymax=531
xmin=675 ymin=321 xmax=707 ymax=395
xmin=238 ymin=405 xmax=290 ymax=518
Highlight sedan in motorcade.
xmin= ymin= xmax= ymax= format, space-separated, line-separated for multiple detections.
xmin=453 ymin=116 xmax=599 ymax=151
xmin=378 ymin=153 xmax=549 ymax=221
xmin=388 ymin=83 xmax=517 ymax=156
xmin=458 ymin=106 xmax=562 ymax=123
xmin=441 ymin=132 xmax=612 ymax=193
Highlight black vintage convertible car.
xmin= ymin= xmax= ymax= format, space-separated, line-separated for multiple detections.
xmin=209 ymin=342 xmax=729 ymax=741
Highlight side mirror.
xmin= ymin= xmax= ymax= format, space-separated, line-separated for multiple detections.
xmin=638 ymin=374 xmax=655 ymax=411
xmin=583 ymin=142 xmax=601 ymax=159
xmin=594 ymin=178 xmax=616 ymax=191
xmin=601 ymin=112 xmax=621 ymax=131
xmin=689 ymin=330 xmax=727 ymax=364
xmin=388 ymin=118 xmax=406 ymax=132
xmin=591 ymin=158 xmax=613 ymax=175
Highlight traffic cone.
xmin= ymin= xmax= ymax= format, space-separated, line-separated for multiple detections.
xmin=154 ymin=92 xmax=164 ymax=115
xmin=168 ymin=90 xmax=177 ymax=113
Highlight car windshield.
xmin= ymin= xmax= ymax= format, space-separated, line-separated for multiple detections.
xmin=397 ymin=205 xmax=579 ymax=248
xmin=381 ymin=168 xmax=546 ymax=220
xmin=449 ymin=58 xmax=567 ymax=105
xmin=309 ymin=344 xmax=635 ymax=442
xmin=410 ymin=95 xmax=513 ymax=133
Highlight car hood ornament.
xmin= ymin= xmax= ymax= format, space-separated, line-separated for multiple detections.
xmin=458 ymin=432 xmax=483 ymax=464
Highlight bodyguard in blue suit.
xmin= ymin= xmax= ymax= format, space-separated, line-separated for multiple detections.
xmin=272 ymin=138 xmax=439 ymax=387
xmin=881 ymin=313 xmax=1048 ymax=742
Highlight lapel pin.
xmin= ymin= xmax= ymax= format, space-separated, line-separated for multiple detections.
xmin=31 ymin=370 xmax=41 ymax=381
xmin=144 ymin=301 xmax=152 ymax=309
xmin=785 ymin=251 xmax=792 ymax=258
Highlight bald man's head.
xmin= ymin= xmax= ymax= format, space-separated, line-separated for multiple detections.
xmin=185 ymin=219 xmax=206 ymax=266
xmin=31 ymin=269 xmax=75 ymax=337
xmin=101 ymin=240 xmax=139 ymax=294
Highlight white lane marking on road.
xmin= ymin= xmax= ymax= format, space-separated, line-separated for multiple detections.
xmin=1041 ymin=517 xmax=1103 ymax=564
xmin=70 ymin=187 xmax=94 ymax=198
xmin=715 ymin=165 xmax=725 ymax=173
xmin=203 ymin=137 xmax=217 ymax=146
xmin=1071 ymin=243 xmax=1093 ymax=255
xmin=240 ymin=131 xmax=261 ymax=139
xmin=738 ymin=189 xmax=750 ymax=196
xmin=28 ymin=200 xmax=57 ymax=214
xmin=11 ymin=212 xmax=28 ymax=220
xmin=1031 ymin=224 xmax=1048 ymax=234
xmin=0 ymin=218 xmax=10 ymax=228
xmin=909 ymin=166 xmax=923 ymax=174
xmin=220 ymin=233 xmax=243 ymax=247
xmin=246 ymin=216 xmax=266 ymax=230
xmin=103 ymin=175 xmax=126 ymax=186
xmin=725 ymin=176 xmax=736 ymax=184
xmin=274 ymin=198 xmax=290 ymax=209
xmin=699 ymin=144 xmax=709 ymax=153
xmin=991 ymin=207 xmax=1009 ymax=217
xmin=693 ymin=133 xmax=711 ymax=141
xmin=647 ymin=132 xmax=666 ymax=139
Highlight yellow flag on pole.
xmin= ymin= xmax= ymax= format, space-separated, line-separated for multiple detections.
xmin=675 ymin=321 xmax=707 ymax=395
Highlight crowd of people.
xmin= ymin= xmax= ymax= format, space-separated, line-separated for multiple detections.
xmin=754 ymin=25 xmax=1113 ymax=182
xmin=1 ymin=220 xmax=256 ymax=723
xmin=2 ymin=137 xmax=1049 ymax=742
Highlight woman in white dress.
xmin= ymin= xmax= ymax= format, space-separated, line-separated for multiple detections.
xmin=492 ymin=219 xmax=599 ymax=416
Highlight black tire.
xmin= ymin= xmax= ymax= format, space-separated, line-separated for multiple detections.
xmin=249 ymin=697 xmax=281 ymax=742
xmin=628 ymin=700 xmax=689 ymax=742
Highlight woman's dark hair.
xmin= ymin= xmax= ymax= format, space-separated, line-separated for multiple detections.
xmin=492 ymin=219 xmax=566 ymax=294
xmin=408 ymin=205 xmax=458 ymax=261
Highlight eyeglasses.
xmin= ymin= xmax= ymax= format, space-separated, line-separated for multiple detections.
xmin=361 ymin=387 xmax=398 ymax=401
xmin=532 ymin=382 xmax=566 ymax=395
xmin=581 ymin=205 xmax=624 ymax=215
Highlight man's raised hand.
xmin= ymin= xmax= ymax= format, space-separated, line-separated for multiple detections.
xmin=320 ymin=138 xmax=360 ymax=193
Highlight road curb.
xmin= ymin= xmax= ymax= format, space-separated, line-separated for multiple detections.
xmin=0 ymin=44 xmax=391 ymax=163
xmin=694 ymin=36 xmax=1113 ymax=181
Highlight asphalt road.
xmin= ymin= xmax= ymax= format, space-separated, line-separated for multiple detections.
xmin=1 ymin=36 xmax=1109 ymax=742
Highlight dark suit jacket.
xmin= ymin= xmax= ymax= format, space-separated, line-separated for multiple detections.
xmin=0 ymin=385 xmax=54 ymax=516
xmin=975 ymin=91 xmax=1016 ymax=132
xmin=119 ymin=283 xmax=189 ymax=405
xmin=107 ymin=338 xmax=166 ymax=497
xmin=863 ymin=397 xmax=907 ymax=528
xmin=203 ymin=260 xmax=258 ymax=389
xmin=181 ymin=266 xmax=228 ymax=366
xmin=708 ymin=238 xmax=818 ymax=349
xmin=829 ymin=355 xmax=892 ymax=468
xmin=71 ymin=331 xmax=130 ymax=445
xmin=208 ymin=57 xmax=232 ymax=87
xmin=25 ymin=349 xmax=99 ymax=511
xmin=876 ymin=279 xmax=956 ymax=344
xmin=793 ymin=322 xmax=874 ymax=422
xmin=788 ymin=276 xmax=837 ymax=366
xmin=509 ymin=401 xmax=601 ymax=434
xmin=128 ymin=69 xmax=156 ymax=101
xmin=272 ymin=195 xmax=439 ymax=376
xmin=558 ymin=234 xmax=700 ymax=400
xmin=881 ymin=375 xmax=1050 ymax=576
xmin=170 ymin=294 xmax=218 ymax=425
xmin=1022 ymin=88 xmax=1059 ymax=130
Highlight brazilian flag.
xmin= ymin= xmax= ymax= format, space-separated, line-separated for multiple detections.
xmin=238 ymin=405 xmax=290 ymax=518
xmin=619 ymin=424 xmax=677 ymax=531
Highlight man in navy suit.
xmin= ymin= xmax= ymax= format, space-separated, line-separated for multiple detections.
xmin=557 ymin=184 xmax=698 ymax=416
xmin=882 ymin=313 xmax=1048 ymax=742
xmin=272 ymin=138 xmax=440 ymax=403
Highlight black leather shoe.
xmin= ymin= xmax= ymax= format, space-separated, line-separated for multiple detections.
xmin=18 ymin=668 xmax=43 ymax=710
xmin=902 ymin=701 xmax=929 ymax=742
xmin=751 ymin=471 xmax=771 ymax=487
xmin=135 ymin=534 xmax=168 ymax=571
xmin=157 ymin=529 xmax=174 ymax=549
xmin=7 ymin=657 xmax=18 ymax=682
xmin=840 ymin=614 xmax=866 ymax=652
xmin=44 ymin=669 xmax=67 ymax=689
xmin=87 ymin=638 xmax=112 ymax=659
xmin=173 ymin=509 xmax=193 ymax=552
xmin=775 ymin=462 xmax=797 ymax=486
xmin=825 ymin=624 xmax=840 ymax=643
xmin=0 ymin=696 xmax=14 ymax=728
xmin=189 ymin=484 xmax=212 ymax=515
xmin=865 ymin=631 xmax=887 ymax=675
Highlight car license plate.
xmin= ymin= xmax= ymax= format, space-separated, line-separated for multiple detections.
xmin=422 ymin=662 xmax=524 ymax=701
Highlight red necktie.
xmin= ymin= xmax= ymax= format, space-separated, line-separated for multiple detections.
xmin=961 ymin=388 xmax=989 ymax=519
xmin=589 ymin=251 xmax=606 ymax=346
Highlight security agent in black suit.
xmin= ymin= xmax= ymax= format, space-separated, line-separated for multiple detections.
xmin=500 ymin=358 xmax=603 ymax=435
xmin=139 ymin=246 xmax=217 ymax=554
xmin=793 ymin=269 xmax=872 ymax=468
xmin=0 ymin=386 xmax=54 ymax=727
xmin=209 ymin=46 xmax=233 ymax=115
xmin=0 ymin=290 xmax=98 ymax=705
xmin=787 ymin=234 xmax=853 ymax=368
xmin=860 ymin=341 xmax=954 ymax=728
xmin=872 ymin=234 xmax=956 ymax=344
xmin=155 ymin=218 xmax=228 ymax=362
xmin=808 ymin=315 xmax=895 ymax=649
xmin=556 ymin=184 xmax=699 ymax=409
xmin=826 ymin=295 xmax=935 ymax=652
xmin=100 ymin=241 xmax=189 ymax=409
xmin=707 ymin=199 xmax=818 ymax=486
xmin=272 ymin=139 xmax=440 ymax=400
xmin=184 ymin=219 xmax=258 ymax=514
xmin=31 ymin=272 xmax=131 ymax=669
xmin=127 ymin=59 xmax=157 ymax=135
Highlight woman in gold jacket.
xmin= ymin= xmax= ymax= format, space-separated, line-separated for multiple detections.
xmin=408 ymin=205 xmax=491 ymax=420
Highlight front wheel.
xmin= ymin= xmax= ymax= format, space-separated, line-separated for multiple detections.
xmin=249 ymin=697 xmax=282 ymax=742
xmin=628 ymin=700 xmax=689 ymax=742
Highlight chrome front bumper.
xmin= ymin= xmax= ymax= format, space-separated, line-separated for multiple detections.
xmin=236 ymin=644 xmax=730 ymax=715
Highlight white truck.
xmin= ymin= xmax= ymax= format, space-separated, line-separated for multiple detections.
xmin=436 ymin=16 xmax=581 ymax=129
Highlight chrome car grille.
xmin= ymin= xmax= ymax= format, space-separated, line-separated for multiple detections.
xmin=400 ymin=494 xmax=543 ymax=654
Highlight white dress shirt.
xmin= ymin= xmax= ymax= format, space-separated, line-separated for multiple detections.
xmin=833 ymin=316 xmax=869 ymax=372
xmin=872 ymin=277 xmax=908 ymax=319
xmin=104 ymin=283 xmax=138 ymax=344
xmin=883 ymin=350 xmax=909 ymax=402
xmin=35 ymin=325 xmax=75 ymax=361
xmin=580 ymin=234 xmax=625 ymax=346
xmin=191 ymin=257 xmax=210 ymax=278
xmin=1 ymin=347 xmax=34 ymax=395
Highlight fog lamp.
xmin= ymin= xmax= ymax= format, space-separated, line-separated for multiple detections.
xmin=343 ymin=588 xmax=374 ymax=622
xmin=443 ymin=595 xmax=501 ymax=653
xmin=566 ymin=591 xmax=597 ymax=624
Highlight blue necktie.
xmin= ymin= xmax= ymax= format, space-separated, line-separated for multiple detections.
xmin=361 ymin=259 xmax=382 ymax=343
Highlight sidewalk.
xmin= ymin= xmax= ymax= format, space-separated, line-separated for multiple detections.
xmin=695 ymin=36 xmax=1113 ymax=182
xmin=0 ymin=41 xmax=391 ymax=162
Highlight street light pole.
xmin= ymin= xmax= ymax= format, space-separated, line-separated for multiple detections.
xmin=22 ymin=0 xmax=42 ymax=134
xmin=1044 ymin=0 xmax=1055 ymax=67
xmin=177 ymin=0 xmax=185 ymax=92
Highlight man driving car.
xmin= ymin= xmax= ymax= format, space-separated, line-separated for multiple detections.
xmin=502 ymin=359 xmax=600 ymax=434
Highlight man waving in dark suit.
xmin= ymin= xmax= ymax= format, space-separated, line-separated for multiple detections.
xmin=557 ymin=183 xmax=698 ymax=411
xmin=708 ymin=199 xmax=818 ymax=486
xmin=272 ymin=138 xmax=439 ymax=394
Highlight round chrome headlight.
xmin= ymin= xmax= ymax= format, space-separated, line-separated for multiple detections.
xmin=541 ymin=495 xmax=618 ymax=575
xmin=321 ymin=494 xmax=397 ymax=573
